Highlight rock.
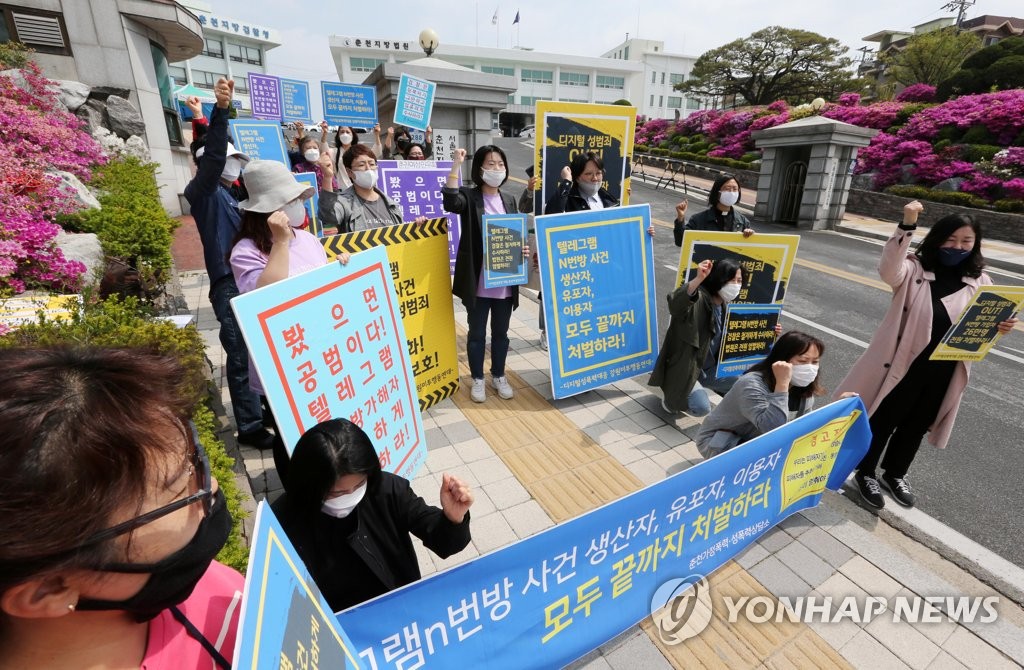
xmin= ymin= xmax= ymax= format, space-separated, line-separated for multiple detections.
xmin=92 ymin=126 xmax=125 ymax=156
xmin=76 ymin=99 xmax=108 ymax=135
xmin=47 ymin=170 xmax=101 ymax=211
xmin=55 ymin=80 xmax=91 ymax=111
xmin=934 ymin=177 xmax=965 ymax=192
xmin=87 ymin=86 xmax=131 ymax=101
xmin=850 ymin=173 xmax=875 ymax=191
xmin=54 ymin=231 xmax=104 ymax=284
xmin=105 ymin=95 xmax=146 ymax=139
xmin=0 ymin=68 xmax=30 ymax=94
xmin=899 ymin=163 xmax=916 ymax=185
xmin=124 ymin=135 xmax=151 ymax=162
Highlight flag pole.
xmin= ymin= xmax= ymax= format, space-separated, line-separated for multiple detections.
xmin=475 ymin=2 xmax=479 ymax=46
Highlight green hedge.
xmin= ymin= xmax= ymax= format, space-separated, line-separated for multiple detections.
xmin=0 ymin=296 xmax=249 ymax=572
xmin=885 ymin=185 xmax=989 ymax=208
xmin=993 ymin=198 xmax=1024 ymax=213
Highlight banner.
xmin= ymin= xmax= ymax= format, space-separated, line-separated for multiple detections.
xmin=234 ymin=503 xmax=365 ymax=670
xmin=230 ymin=247 xmax=427 ymax=478
xmin=394 ymin=73 xmax=436 ymax=132
xmin=337 ymin=397 xmax=871 ymax=670
xmin=0 ymin=294 xmax=80 ymax=331
xmin=248 ymin=73 xmax=282 ymax=121
xmin=931 ymin=285 xmax=1024 ymax=362
xmin=322 ymin=220 xmax=460 ymax=411
xmin=534 ymin=101 xmax=636 ymax=215
xmin=322 ymin=82 xmax=378 ymax=128
xmin=482 ymin=214 xmax=528 ymax=288
xmin=430 ymin=128 xmax=460 ymax=161
xmin=293 ymin=172 xmax=321 ymax=237
xmin=717 ymin=304 xmax=782 ymax=378
xmin=229 ymin=119 xmax=289 ymax=166
xmin=376 ymin=160 xmax=460 ymax=275
xmin=676 ymin=231 xmax=800 ymax=304
xmin=281 ymin=78 xmax=312 ymax=123
xmin=536 ymin=204 xmax=658 ymax=399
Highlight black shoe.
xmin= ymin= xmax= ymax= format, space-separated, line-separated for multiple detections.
xmin=237 ymin=428 xmax=275 ymax=450
xmin=855 ymin=472 xmax=885 ymax=509
xmin=881 ymin=474 xmax=915 ymax=507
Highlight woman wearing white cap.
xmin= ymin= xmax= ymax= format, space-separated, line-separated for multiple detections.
xmin=229 ymin=159 xmax=350 ymax=478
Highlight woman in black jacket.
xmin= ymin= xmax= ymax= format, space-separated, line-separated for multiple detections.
xmin=273 ymin=418 xmax=473 ymax=612
xmin=672 ymin=174 xmax=754 ymax=246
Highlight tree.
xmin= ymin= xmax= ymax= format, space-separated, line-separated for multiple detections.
xmin=677 ymin=26 xmax=855 ymax=106
xmin=937 ymin=36 xmax=1024 ymax=99
xmin=881 ymin=27 xmax=982 ymax=86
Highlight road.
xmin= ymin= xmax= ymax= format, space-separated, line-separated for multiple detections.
xmin=491 ymin=137 xmax=1024 ymax=567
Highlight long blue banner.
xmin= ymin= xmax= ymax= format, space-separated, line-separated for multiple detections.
xmin=336 ymin=397 xmax=870 ymax=669
xmin=322 ymin=81 xmax=378 ymax=128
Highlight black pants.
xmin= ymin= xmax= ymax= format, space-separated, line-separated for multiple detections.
xmin=858 ymin=359 xmax=956 ymax=478
xmin=260 ymin=395 xmax=290 ymax=486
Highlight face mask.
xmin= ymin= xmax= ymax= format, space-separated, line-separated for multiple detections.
xmin=283 ymin=200 xmax=307 ymax=228
xmin=304 ymin=149 xmax=320 ymax=163
xmin=338 ymin=133 xmax=353 ymax=146
xmin=482 ymin=169 xmax=506 ymax=187
xmin=396 ymin=137 xmax=411 ymax=149
xmin=718 ymin=283 xmax=741 ymax=302
xmin=77 ymin=491 xmax=232 ymax=622
xmin=352 ymin=169 xmax=378 ymax=190
xmin=790 ymin=363 xmax=819 ymax=388
xmin=718 ymin=191 xmax=740 ymax=207
xmin=221 ymin=156 xmax=243 ymax=183
xmin=321 ymin=483 xmax=367 ymax=519
xmin=938 ymin=247 xmax=971 ymax=266
xmin=578 ymin=181 xmax=601 ymax=198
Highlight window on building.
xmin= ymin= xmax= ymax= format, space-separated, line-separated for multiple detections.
xmin=659 ymin=95 xmax=663 ymax=106
xmin=227 ymin=43 xmax=242 ymax=62
xmin=520 ymin=69 xmax=553 ymax=83
xmin=508 ymin=94 xmax=515 ymax=103
xmin=0 ymin=4 xmax=71 ymax=56
xmin=149 ymin=42 xmax=182 ymax=147
xmin=559 ymin=71 xmax=589 ymax=87
xmin=654 ymin=45 xmax=659 ymax=52
xmin=667 ymin=96 xmax=682 ymax=108
xmin=624 ymin=46 xmax=629 ymax=59
xmin=350 ymin=57 xmax=386 ymax=72
xmin=228 ymin=43 xmax=261 ymax=65
xmin=202 ymin=38 xmax=223 ymax=58
xmin=670 ymin=73 xmax=685 ymax=85
xmin=482 ymin=65 xmax=514 ymax=76
xmin=985 ymin=36 xmax=1001 ymax=46
xmin=244 ymin=45 xmax=262 ymax=65
xmin=558 ymin=98 xmax=587 ymax=103
xmin=649 ymin=94 xmax=654 ymax=106
xmin=661 ymin=72 xmax=666 ymax=85
xmin=193 ymin=70 xmax=226 ymax=90
xmin=520 ymin=95 xmax=538 ymax=105
xmin=687 ymin=97 xmax=701 ymax=109
xmin=596 ymin=75 xmax=624 ymax=89
xmin=651 ymin=71 xmax=657 ymax=83
xmin=167 ymin=65 xmax=186 ymax=87
xmin=234 ymin=75 xmax=248 ymax=94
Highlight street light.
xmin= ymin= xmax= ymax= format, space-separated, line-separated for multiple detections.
xmin=419 ymin=28 xmax=439 ymax=57
xmin=811 ymin=97 xmax=826 ymax=114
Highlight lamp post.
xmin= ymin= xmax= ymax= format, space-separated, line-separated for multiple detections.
xmin=419 ymin=28 xmax=439 ymax=57
xmin=811 ymin=97 xmax=826 ymax=114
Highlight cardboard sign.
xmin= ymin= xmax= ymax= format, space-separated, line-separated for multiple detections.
xmin=393 ymin=73 xmax=436 ymax=132
xmin=322 ymin=82 xmax=378 ymax=128
xmin=281 ymin=78 xmax=312 ymax=123
xmin=249 ymin=73 xmax=282 ymax=121
xmin=717 ymin=304 xmax=782 ymax=378
xmin=676 ymin=231 xmax=800 ymax=304
xmin=931 ymin=285 xmax=1024 ymax=362
xmin=229 ymin=119 xmax=290 ymax=166
xmin=482 ymin=214 xmax=528 ymax=289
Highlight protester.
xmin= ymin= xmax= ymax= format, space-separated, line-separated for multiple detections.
xmin=443 ymin=145 xmax=529 ymax=403
xmin=0 ymin=346 xmax=242 ymax=670
xmin=293 ymin=128 xmax=337 ymax=192
xmin=272 ymin=418 xmax=473 ymax=612
xmin=673 ymin=174 xmax=754 ymax=246
xmin=402 ymin=143 xmax=427 ymax=160
xmin=835 ymin=201 xmax=1018 ymax=509
xmin=384 ymin=125 xmax=433 ymax=159
xmin=649 ymin=258 xmax=752 ymax=417
xmin=230 ymin=160 xmax=350 ymax=479
xmin=694 ymin=331 xmax=840 ymax=459
xmin=330 ymin=124 xmax=384 ymax=189
xmin=183 ymin=77 xmax=273 ymax=451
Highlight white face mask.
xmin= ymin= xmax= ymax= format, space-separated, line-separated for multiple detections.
xmin=578 ymin=181 xmax=601 ymax=198
xmin=718 ymin=191 xmax=740 ymax=207
xmin=304 ymin=148 xmax=321 ymax=163
xmin=282 ymin=200 xmax=307 ymax=228
xmin=481 ymin=169 xmax=506 ymax=187
xmin=338 ymin=133 xmax=353 ymax=146
xmin=352 ymin=168 xmax=378 ymax=190
xmin=790 ymin=363 xmax=819 ymax=388
xmin=718 ymin=282 xmax=741 ymax=302
xmin=221 ymin=156 xmax=243 ymax=183
xmin=321 ymin=482 xmax=367 ymax=518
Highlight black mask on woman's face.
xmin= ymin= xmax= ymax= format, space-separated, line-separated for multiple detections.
xmin=76 ymin=490 xmax=232 ymax=622
xmin=396 ymin=136 xmax=411 ymax=149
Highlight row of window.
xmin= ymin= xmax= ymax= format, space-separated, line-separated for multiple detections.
xmin=647 ymin=94 xmax=702 ymax=110
xmin=651 ymin=71 xmax=686 ymax=85
xmin=350 ymin=56 xmax=386 ymax=72
xmin=201 ymin=38 xmax=263 ymax=66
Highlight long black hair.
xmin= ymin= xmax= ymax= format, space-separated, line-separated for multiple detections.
xmin=228 ymin=210 xmax=274 ymax=259
xmin=915 ymin=213 xmax=985 ymax=278
xmin=470 ymin=144 xmax=509 ymax=188
xmin=700 ymin=258 xmax=749 ymax=297
xmin=747 ymin=331 xmax=826 ymax=399
xmin=708 ymin=174 xmax=740 ymax=209
xmin=286 ymin=418 xmax=382 ymax=510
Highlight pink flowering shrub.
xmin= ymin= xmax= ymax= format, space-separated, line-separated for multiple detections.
xmin=895 ymin=84 xmax=937 ymax=103
xmin=837 ymin=92 xmax=861 ymax=107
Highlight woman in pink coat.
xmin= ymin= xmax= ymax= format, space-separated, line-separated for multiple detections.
xmin=835 ymin=201 xmax=1018 ymax=509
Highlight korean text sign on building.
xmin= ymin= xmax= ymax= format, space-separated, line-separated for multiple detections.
xmin=230 ymin=247 xmax=427 ymax=479
xmin=248 ymin=73 xmax=282 ymax=121
xmin=336 ymin=398 xmax=870 ymax=669
xmin=676 ymin=231 xmax=800 ymax=304
xmin=535 ymin=204 xmax=658 ymax=399
xmin=229 ymin=119 xmax=290 ymax=166
xmin=280 ymin=78 xmax=312 ymax=123
xmin=321 ymin=82 xmax=378 ymax=128
xmin=393 ymin=73 xmax=436 ymax=132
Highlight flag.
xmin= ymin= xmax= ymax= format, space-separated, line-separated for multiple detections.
xmin=491 ymin=8 xmax=498 ymax=24
xmin=513 ymin=10 xmax=520 ymax=24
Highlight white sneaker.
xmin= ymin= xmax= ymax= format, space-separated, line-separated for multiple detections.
xmin=470 ymin=378 xmax=486 ymax=403
xmin=492 ymin=375 xmax=514 ymax=399
xmin=539 ymin=332 xmax=549 ymax=351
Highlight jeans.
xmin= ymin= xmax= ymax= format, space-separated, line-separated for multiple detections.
xmin=687 ymin=375 xmax=738 ymax=417
xmin=260 ymin=395 xmax=290 ymax=484
xmin=209 ymin=276 xmax=264 ymax=434
xmin=466 ymin=296 xmax=514 ymax=379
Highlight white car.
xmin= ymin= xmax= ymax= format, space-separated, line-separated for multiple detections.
xmin=518 ymin=125 xmax=536 ymax=138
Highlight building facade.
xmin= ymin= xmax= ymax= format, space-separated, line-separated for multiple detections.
xmin=601 ymin=37 xmax=702 ymax=119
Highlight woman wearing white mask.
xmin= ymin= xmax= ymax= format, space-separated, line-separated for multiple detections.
xmin=329 ymin=124 xmax=384 ymax=190
xmin=694 ymin=331 xmax=837 ymax=459
xmin=672 ymin=175 xmax=754 ymax=247
xmin=292 ymin=131 xmax=337 ymax=192
xmin=443 ymin=145 xmax=529 ymax=403
xmin=272 ymin=418 xmax=473 ymax=612
xmin=318 ymin=144 xmax=408 ymax=234
xmin=649 ymin=258 xmax=751 ymax=416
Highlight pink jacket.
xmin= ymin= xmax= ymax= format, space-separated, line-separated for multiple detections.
xmin=833 ymin=226 xmax=991 ymax=448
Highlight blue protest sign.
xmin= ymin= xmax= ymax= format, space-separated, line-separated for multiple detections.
xmin=230 ymin=247 xmax=427 ymax=479
xmin=234 ymin=502 xmax=365 ymax=670
xmin=281 ymin=78 xmax=312 ymax=123
xmin=229 ymin=119 xmax=289 ymax=166
xmin=292 ymin=172 xmax=321 ymax=237
xmin=337 ymin=397 xmax=870 ymax=669
xmin=377 ymin=160 xmax=460 ymax=275
xmin=535 ymin=204 xmax=659 ymax=398
xmin=482 ymin=214 xmax=528 ymax=288
xmin=249 ymin=73 xmax=282 ymax=120
xmin=177 ymin=100 xmax=215 ymax=121
xmin=393 ymin=73 xmax=436 ymax=131
xmin=322 ymin=82 xmax=378 ymax=128
xmin=717 ymin=304 xmax=783 ymax=378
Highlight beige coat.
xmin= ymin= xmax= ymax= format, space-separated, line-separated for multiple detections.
xmin=833 ymin=226 xmax=991 ymax=448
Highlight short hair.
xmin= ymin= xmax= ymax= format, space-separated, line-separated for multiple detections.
xmin=470 ymin=145 xmax=509 ymax=188
xmin=708 ymin=174 xmax=741 ymax=208
xmin=569 ymin=152 xmax=604 ymax=183
xmin=299 ymin=135 xmax=320 ymax=153
xmin=285 ymin=418 xmax=383 ymax=510
xmin=915 ymin=213 xmax=985 ymax=278
xmin=0 ymin=346 xmax=199 ymax=592
xmin=700 ymin=257 xmax=749 ymax=297
xmin=403 ymin=143 xmax=427 ymax=159
xmin=748 ymin=331 xmax=826 ymax=398
xmin=343 ymin=143 xmax=377 ymax=170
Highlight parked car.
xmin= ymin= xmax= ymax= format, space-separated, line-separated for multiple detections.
xmin=518 ymin=125 xmax=536 ymax=138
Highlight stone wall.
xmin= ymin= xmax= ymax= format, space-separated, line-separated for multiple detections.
xmin=634 ymin=155 xmax=759 ymax=190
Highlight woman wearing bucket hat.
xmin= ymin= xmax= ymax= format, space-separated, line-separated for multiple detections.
xmin=229 ymin=160 xmax=350 ymax=479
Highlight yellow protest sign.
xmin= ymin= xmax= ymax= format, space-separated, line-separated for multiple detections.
xmin=780 ymin=409 xmax=861 ymax=511
xmin=676 ymin=231 xmax=800 ymax=304
xmin=0 ymin=294 xmax=81 ymax=332
xmin=322 ymin=219 xmax=459 ymax=409
xmin=930 ymin=285 xmax=1024 ymax=362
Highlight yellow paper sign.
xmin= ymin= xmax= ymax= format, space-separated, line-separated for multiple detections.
xmin=676 ymin=231 xmax=800 ymax=304
xmin=780 ymin=410 xmax=861 ymax=511
xmin=0 ymin=294 xmax=81 ymax=331
xmin=930 ymin=285 xmax=1024 ymax=362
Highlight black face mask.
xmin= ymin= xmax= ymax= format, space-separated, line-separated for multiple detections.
xmin=396 ymin=137 xmax=411 ymax=149
xmin=77 ymin=490 xmax=232 ymax=622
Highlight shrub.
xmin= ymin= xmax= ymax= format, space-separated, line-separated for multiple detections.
xmin=993 ymin=198 xmax=1024 ymax=213
xmin=885 ymin=185 xmax=988 ymax=208
xmin=956 ymin=144 xmax=1003 ymax=163
xmin=960 ymin=124 xmax=996 ymax=145
xmin=635 ymin=144 xmax=650 ymax=153
xmin=895 ymin=84 xmax=937 ymax=103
